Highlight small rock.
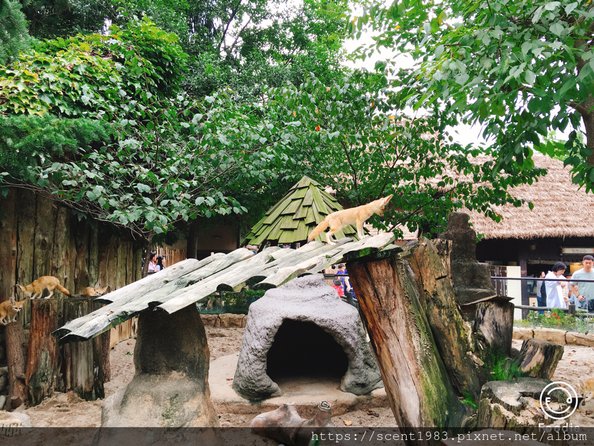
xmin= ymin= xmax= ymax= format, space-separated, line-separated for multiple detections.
xmin=366 ymin=410 xmax=379 ymax=417
xmin=342 ymin=419 xmax=352 ymax=426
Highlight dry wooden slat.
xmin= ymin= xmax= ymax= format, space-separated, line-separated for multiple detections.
xmin=58 ymin=251 xmax=251 ymax=341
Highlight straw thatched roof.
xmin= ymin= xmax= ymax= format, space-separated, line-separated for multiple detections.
xmin=468 ymin=154 xmax=594 ymax=240
xmin=243 ymin=176 xmax=358 ymax=247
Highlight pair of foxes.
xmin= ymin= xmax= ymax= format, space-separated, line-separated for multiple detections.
xmin=0 ymin=277 xmax=109 ymax=325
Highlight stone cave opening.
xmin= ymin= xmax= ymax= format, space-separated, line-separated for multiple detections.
xmin=266 ymin=319 xmax=348 ymax=382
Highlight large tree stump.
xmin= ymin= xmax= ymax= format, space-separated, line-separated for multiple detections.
xmin=102 ymin=304 xmax=218 ymax=427
xmin=473 ymin=298 xmax=515 ymax=359
xmin=477 ymin=379 xmax=551 ymax=428
xmin=26 ymin=299 xmax=61 ymax=405
xmin=518 ymin=339 xmax=564 ymax=379
xmin=61 ymin=298 xmax=110 ymax=399
xmin=410 ymin=240 xmax=482 ymax=399
xmin=348 ymin=251 xmax=465 ymax=428
xmin=24 ymin=298 xmax=110 ymax=405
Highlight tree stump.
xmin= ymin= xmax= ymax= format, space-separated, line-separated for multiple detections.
xmin=473 ymin=298 xmax=515 ymax=359
xmin=102 ymin=304 xmax=218 ymax=427
xmin=26 ymin=299 xmax=61 ymax=406
xmin=348 ymin=252 xmax=465 ymax=428
xmin=518 ymin=339 xmax=564 ymax=379
xmin=409 ymin=240 xmax=482 ymax=399
xmin=61 ymin=298 xmax=110 ymax=399
xmin=24 ymin=298 xmax=110 ymax=406
xmin=477 ymin=379 xmax=551 ymax=428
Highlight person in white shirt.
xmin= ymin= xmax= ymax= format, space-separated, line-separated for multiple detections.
xmin=147 ymin=252 xmax=158 ymax=274
xmin=544 ymin=262 xmax=568 ymax=309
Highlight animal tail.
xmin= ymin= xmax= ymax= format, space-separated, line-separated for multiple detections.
xmin=56 ymin=284 xmax=71 ymax=296
xmin=307 ymin=219 xmax=329 ymax=242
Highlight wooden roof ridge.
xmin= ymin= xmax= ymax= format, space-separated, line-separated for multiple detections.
xmin=243 ymin=176 xmax=357 ymax=247
xmin=56 ymin=232 xmax=397 ymax=342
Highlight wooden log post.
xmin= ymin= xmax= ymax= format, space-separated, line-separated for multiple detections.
xmin=409 ymin=240 xmax=482 ymax=399
xmin=518 ymin=339 xmax=564 ymax=379
xmin=26 ymin=299 xmax=61 ymax=406
xmin=60 ymin=298 xmax=109 ymax=399
xmin=473 ymin=298 xmax=515 ymax=360
xmin=26 ymin=297 xmax=110 ymax=405
xmin=348 ymin=251 xmax=465 ymax=429
xmin=0 ymin=190 xmax=27 ymax=409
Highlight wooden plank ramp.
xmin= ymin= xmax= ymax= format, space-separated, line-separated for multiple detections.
xmin=57 ymin=233 xmax=396 ymax=342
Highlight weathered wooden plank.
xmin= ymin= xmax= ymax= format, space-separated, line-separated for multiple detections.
xmin=158 ymin=248 xmax=280 ymax=313
xmin=58 ymin=235 xmax=396 ymax=340
xmin=51 ymin=206 xmax=70 ymax=289
xmin=99 ymin=257 xmax=212 ymax=304
xmin=56 ymin=258 xmax=209 ymax=336
xmin=16 ymin=189 xmax=36 ymax=288
xmin=57 ymin=251 xmax=250 ymax=340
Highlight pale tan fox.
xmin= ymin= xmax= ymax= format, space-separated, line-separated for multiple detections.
xmin=308 ymin=195 xmax=393 ymax=244
xmin=79 ymin=285 xmax=110 ymax=298
xmin=17 ymin=276 xmax=70 ymax=299
xmin=0 ymin=299 xmax=25 ymax=325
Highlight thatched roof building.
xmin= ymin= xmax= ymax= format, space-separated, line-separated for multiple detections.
xmin=469 ymin=154 xmax=594 ymax=277
xmin=469 ymin=154 xmax=594 ymax=240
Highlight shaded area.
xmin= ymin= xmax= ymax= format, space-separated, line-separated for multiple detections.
xmin=266 ymin=319 xmax=348 ymax=380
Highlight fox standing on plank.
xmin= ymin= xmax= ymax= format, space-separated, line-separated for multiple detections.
xmin=17 ymin=276 xmax=70 ymax=299
xmin=308 ymin=195 xmax=393 ymax=244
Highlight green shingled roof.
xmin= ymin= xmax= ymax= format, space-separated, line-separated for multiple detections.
xmin=244 ymin=176 xmax=358 ymax=247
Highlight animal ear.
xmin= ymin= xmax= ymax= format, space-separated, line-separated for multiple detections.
xmin=16 ymin=284 xmax=24 ymax=292
xmin=383 ymin=194 xmax=393 ymax=206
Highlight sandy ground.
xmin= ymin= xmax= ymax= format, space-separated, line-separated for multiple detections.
xmin=19 ymin=327 xmax=594 ymax=428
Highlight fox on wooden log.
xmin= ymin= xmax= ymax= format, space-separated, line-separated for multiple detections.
xmin=17 ymin=276 xmax=70 ymax=299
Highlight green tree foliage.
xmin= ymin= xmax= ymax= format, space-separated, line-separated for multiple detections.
xmin=20 ymin=0 xmax=114 ymax=38
xmin=115 ymin=0 xmax=349 ymax=98
xmin=355 ymin=0 xmax=594 ymax=190
xmin=262 ymin=74 xmax=539 ymax=236
xmin=0 ymin=20 xmax=254 ymax=242
xmin=0 ymin=0 xmax=31 ymax=64
xmin=0 ymin=17 xmax=186 ymax=118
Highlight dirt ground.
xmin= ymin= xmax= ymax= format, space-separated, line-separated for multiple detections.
xmin=19 ymin=327 xmax=594 ymax=428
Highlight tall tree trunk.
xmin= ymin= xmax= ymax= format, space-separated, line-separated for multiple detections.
xmin=347 ymin=252 xmax=465 ymax=430
xmin=0 ymin=190 xmax=27 ymax=409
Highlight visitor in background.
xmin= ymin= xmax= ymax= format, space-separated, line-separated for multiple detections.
xmin=536 ymin=271 xmax=546 ymax=309
xmin=331 ymin=279 xmax=345 ymax=298
xmin=156 ymin=255 xmax=165 ymax=271
xmin=147 ymin=252 xmax=158 ymax=274
xmin=545 ymin=262 xmax=568 ymax=309
xmin=568 ymin=283 xmax=586 ymax=310
xmin=571 ymin=254 xmax=594 ymax=312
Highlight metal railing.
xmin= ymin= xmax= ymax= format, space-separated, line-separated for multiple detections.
xmin=490 ymin=276 xmax=594 ymax=317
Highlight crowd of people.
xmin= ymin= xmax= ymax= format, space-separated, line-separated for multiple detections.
xmin=536 ymin=255 xmax=594 ymax=311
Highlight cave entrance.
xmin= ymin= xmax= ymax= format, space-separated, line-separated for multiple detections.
xmin=266 ymin=319 xmax=348 ymax=385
